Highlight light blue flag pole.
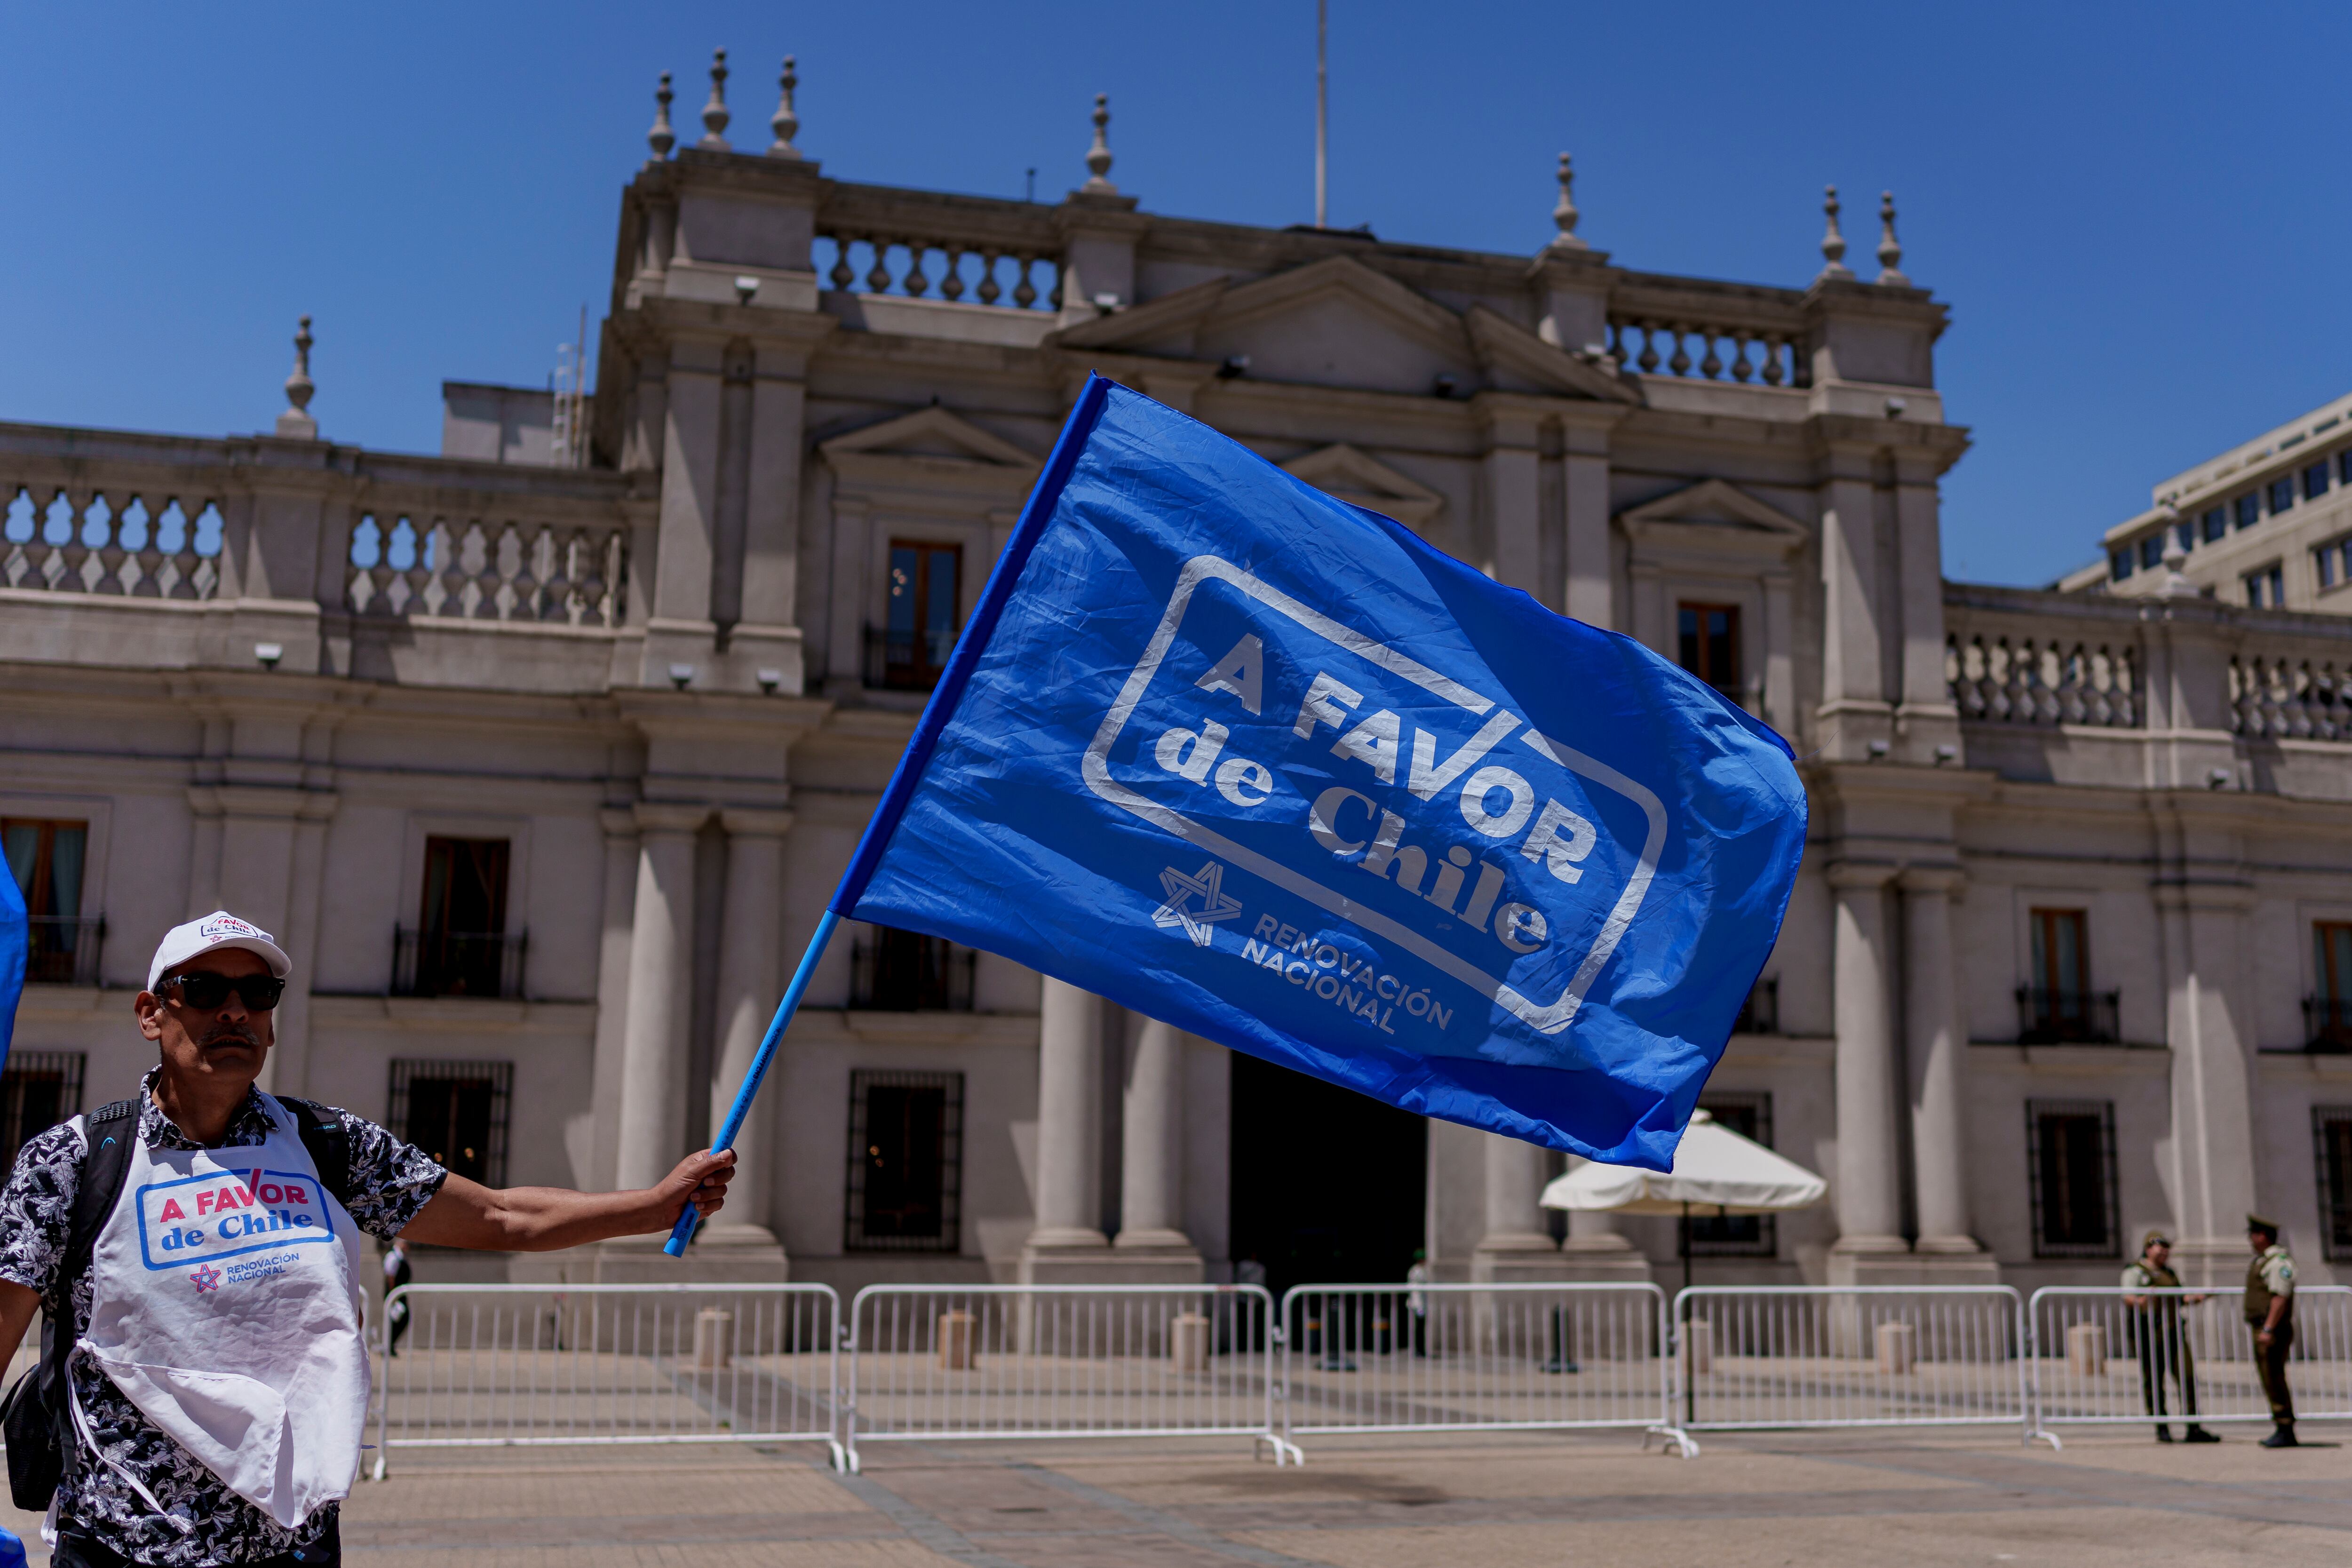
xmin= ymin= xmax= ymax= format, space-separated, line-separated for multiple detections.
xmin=667 ymin=373 xmax=1806 ymax=1256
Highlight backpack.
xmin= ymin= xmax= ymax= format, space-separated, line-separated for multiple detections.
xmin=0 ymin=1095 xmax=353 ymax=1512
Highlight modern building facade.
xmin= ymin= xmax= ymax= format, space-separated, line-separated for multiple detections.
xmin=2072 ymin=388 xmax=2352 ymax=618
xmin=6 ymin=54 xmax=2352 ymax=1297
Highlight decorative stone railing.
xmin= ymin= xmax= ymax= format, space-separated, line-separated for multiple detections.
xmin=1941 ymin=590 xmax=2145 ymax=729
xmin=346 ymin=513 xmax=629 ymax=627
xmin=1947 ymin=629 xmax=2142 ymax=727
xmin=813 ymin=186 xmax=1066 ymax=310
xmin=814 ymin=231 xmax=1063 ymax=310
xmin=3 ymin=484 xmax=227 ymax=599
xmin=2232 ymin=647 xmax=2350 ymax=741
xmin=1605 ymin=277 xmax=1812 ymax=387
xmin=1607 ymin=318 xmax=1804 ymax=386
xmin=0 ymin=424 xmax=639 ymax=640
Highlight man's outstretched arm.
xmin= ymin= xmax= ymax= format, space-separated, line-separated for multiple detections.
xmin=398 ymin=1149 xmax=736 ymax=1252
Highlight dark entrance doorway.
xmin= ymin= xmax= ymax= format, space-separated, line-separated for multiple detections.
xmin=1229 ymin=1051 xmax=1426 ymax=1302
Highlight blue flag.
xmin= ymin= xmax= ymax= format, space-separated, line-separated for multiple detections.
xmin=833 ymin=375 xmax=1805 ymax=1169
xmin=0 ymin=845 xmax=23 ymax=1079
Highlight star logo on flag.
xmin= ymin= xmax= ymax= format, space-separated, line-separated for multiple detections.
xmin=190 ymin=1265 xmax=222 ymax=1294
xmin=1152 ymin=861 xmax=1242 ymax=947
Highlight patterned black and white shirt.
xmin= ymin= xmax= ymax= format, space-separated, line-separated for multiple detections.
xmin=0 ymin=1068 xmax=446 ymax=1565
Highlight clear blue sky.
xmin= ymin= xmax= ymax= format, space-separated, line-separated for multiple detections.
xmin=6 ymin=2 xmax=2348 ymax=587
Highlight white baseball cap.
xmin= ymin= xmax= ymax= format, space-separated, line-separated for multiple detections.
xmin=147 ymin=911 xmax=294 ymax=992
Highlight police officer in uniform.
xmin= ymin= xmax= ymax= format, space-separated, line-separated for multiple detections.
xmin=2120 ymin=1230 xmax=2216 ymax=1443
xmin=2244 ymin=1214 xmax=2298 ymax=1448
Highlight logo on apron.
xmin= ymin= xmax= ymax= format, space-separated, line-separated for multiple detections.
xmin=133 ymin=1167 xmax=337 ymax=1273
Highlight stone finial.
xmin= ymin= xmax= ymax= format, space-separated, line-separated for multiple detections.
xmin=1875 ymin=190 xmax=1908 ymax=286
xmin=700 ymin=48 xmax=731 ymax=150
xmin=648 ymin=71 xmax=675 ymax=159
xmin=1817 ymin=185 xmax=1853 ymax=280
xmin=768 ymin=56 xmax=800 ymax=157
xmin=1549 ymin=153 xmax=1586 ymax=251
xmin=276 ymin=316 xmax=318 ymax=440
xmin=1082 ymin=93 xmax=1116 ymax=193
xmin=2161 ymin=536 xmax=2196 ymax=597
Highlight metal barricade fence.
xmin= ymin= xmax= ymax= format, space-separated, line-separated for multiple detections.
xmin=2026 ymin=1285 xmax=2352 ymax=1441
xmin=372 ymin=1283 xmax=843 ymax=1476
xmin=1667 ymin=1286 xmax=2034 ymax=1446
xmin=1279 ymin=1282 xmax=1674 ymax=1455
xmin=842 ymin=1283 xmax=1286 ymax=1470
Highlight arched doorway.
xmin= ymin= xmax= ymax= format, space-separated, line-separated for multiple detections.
xmin=1228 ymin=1051 xmax=1427 ymax=1302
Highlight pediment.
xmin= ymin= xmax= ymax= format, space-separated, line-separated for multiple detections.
xmin=1617 ymin=479 xmax=1810 ymax=556
xmin=1281 ymin=443 xmax=1445 ymax=528
xmin=820 ymin=406 xmax=1039 ymax=469
xmin=1464 ymin=305 xmax=1639 ymax=404
xmin=1057 ymin=256 xmax=1637 ymax=404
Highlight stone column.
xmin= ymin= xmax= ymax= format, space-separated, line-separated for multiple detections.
xmin=1559 ymin=409 xmax=1621 ymax=630
xmin=1471 ymin=1133 xmax=1565 ymax=1283
xmin=612 ymin=804 xmax=706 ymax=1193
xmin=1828 ymin=860 xmax=1907 ymax=1276
xmin=1901 ymin=866 xmax=1982 ymax=1258
xmin=707 ymin=810 xmax=794 ymax=1240
xmin=1816 ymin=454 xmax=1893 ymax=760
xmin=2156 ymin=876 xmax=2259 ymax=1285
xmin=1112 ymin=1019 xmax=1203 ymax=1285
xmin=1025 ymin=978 xmax=1109 ymax=1254
xmin=586 ymin=808 xmax=639 ymax=1193
xmin=1118 ymin=1018 xmax=1190 ymax=1250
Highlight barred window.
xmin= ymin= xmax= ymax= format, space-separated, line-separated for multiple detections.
xmin=1689 ymin=1091 xmax=1775 ymax=1258
xmin=388 ymin=1059 xmax=512 ymax=1186
xmin=0 ymin=1051 xmax=83 ymax=1176
xmin=2316 ymin=1106 xmax=2352 ymax=1262
xmin=2236 ymin=493 xmax=2261 ymax=530
xmin=845 ymin=1069 xmax=963 ymax=1253
xmin=2028 ymin=1099 xmax=2119 ymax=1258
xmin=2201 ymin=507 xmax=2227 ymax=544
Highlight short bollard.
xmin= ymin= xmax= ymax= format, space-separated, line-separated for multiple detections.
xmin=1170 ymin=1311 xmax=1210 ymax=1372
xmin=1683 ymin=1317 xmax=1713 ymax=1377
xmin=938 ymin=1308 xmax=977 ymax=1370
xmin=2066 ymin=1321 xmax=2106 ymax=1377
xmin=1875 ymin=1321 xmax=1917 ymax=1375
xmin=693 ymin=1307 xmax=733 ymax=1370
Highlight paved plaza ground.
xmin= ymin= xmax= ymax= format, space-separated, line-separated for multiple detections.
xmin=7 ymin=1423 xmax=2344 ymax=1566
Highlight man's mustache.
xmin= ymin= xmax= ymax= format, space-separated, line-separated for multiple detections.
xmin=199 ymin=1023 xmax=261 ymax=1048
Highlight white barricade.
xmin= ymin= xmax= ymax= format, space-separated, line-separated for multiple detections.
xmin=372 ymin=1283 xmax=843 ymax=1475
xmin=1666 ymin=1286 xmax=2034 ymax=1446
xmin=843 ymin=1283 xmax=1286 ymax=1471
xmin=1278 ymin=1282 xmax=1674 ymax=1455
xmin=2026 ymin=1285 xmax=2352 ymax=1442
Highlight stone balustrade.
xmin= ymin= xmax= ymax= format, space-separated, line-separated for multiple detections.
xmin=0 ymin=423 xmax=640 ymax=656
xmin=346 ymin=512 xmax=629 ymax=627
xmin=813 ymin=186 xmax=1067 ymax=310
xmin=1946 ymin=625 xmax=2142 ymax=729
xmin=1606 ymin=279 xmax=1811 ymax=386
xmin=3 ymin=483 xmax=226 ymax=600
xmin=2232 ymin=644 xmax=2351 ymax=741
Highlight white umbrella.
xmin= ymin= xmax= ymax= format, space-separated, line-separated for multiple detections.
xmin=1540 ymin=1108 xmax=1827 ymax=1294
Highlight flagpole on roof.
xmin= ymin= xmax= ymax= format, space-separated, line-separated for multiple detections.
xmin=1315 ymin=0 xmax=1328 ymax=229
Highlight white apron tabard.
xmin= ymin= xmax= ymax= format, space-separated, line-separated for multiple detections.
xmin=75 ymin=1094 xmax=369 ymax=1530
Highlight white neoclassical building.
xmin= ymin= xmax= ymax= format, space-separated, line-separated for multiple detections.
xmin=6 ymin=55 xmax=2352 ymax=1297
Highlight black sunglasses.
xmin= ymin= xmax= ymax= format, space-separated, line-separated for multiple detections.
xmin=160 ymin=971 xmax=285 ymax=1012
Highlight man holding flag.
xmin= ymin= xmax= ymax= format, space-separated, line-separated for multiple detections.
xmin=674 ymin=374 xmax=1804 ymax=1255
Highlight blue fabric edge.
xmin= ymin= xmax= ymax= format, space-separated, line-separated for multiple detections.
xmin=828 ymin=372 xmax=1116 ymax=917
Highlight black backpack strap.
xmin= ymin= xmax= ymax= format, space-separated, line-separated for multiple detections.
xmin=42 ymin=1098 xmax=140 ymax=1479
xmin=272 ymin=1096 xmax=353 ymax=1210
xmin=58 ymin=1100 xmax=140 ymax=1309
